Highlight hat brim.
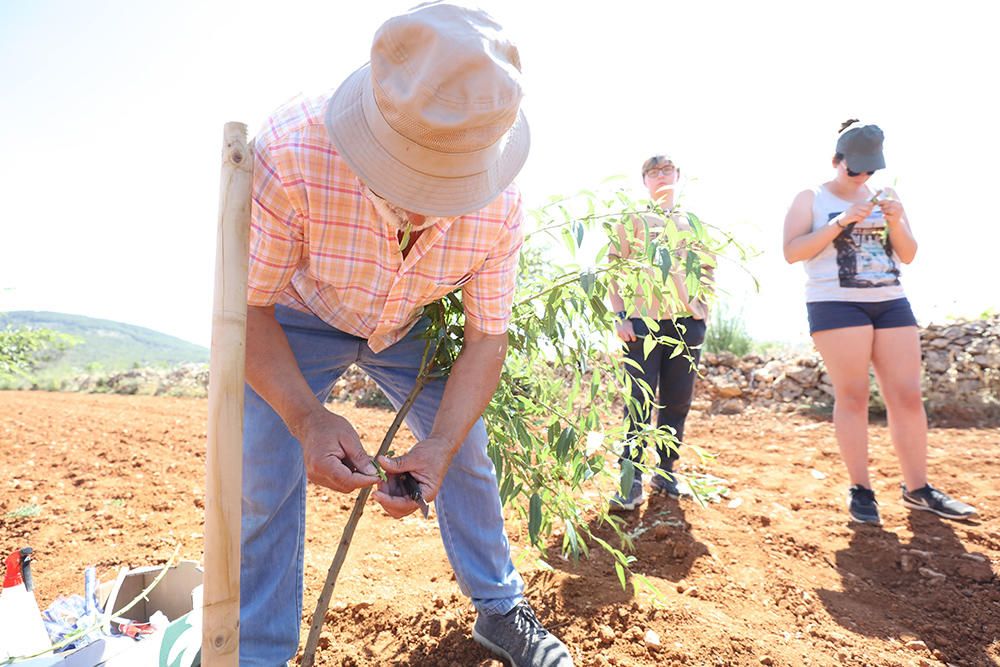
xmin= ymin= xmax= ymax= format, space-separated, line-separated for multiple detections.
xmin=844 ymin=152 xmax=886 ymax=173
xmin=325 ymin=64 xmax=530 ymax=217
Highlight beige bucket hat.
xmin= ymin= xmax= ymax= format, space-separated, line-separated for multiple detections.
xmin=325 ymin=2 xmax=531 ymax=217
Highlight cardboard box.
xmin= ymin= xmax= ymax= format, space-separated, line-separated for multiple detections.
xmin=14 ymin=561 xmax=203 ymax=666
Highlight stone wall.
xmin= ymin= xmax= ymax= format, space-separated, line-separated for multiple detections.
xmin=696 ymin=316 xmax=1000 ymax=421
xmin=56 ymin=317 xmax=999 ymax=421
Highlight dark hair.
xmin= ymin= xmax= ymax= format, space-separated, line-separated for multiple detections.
xmin=838 ymin=118 xmax=860 ymax=134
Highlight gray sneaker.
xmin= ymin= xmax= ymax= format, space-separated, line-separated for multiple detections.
xmin=473 ymin=601 xmax=573 ymax=666
xmin=902 ymin=483 xmax=977 ymax=520
xmin=609 ymin=478 xmax=644 ymax=512
xmin=650 ymin=468 xmax=683 ymax=498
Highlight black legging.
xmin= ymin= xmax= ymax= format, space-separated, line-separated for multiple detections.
xmin=621 ymin=316 xmax=707 ymax=469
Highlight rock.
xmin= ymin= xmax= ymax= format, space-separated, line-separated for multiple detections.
xmin=900 ymin=553 xmax=916 ymax=573
xmin=957 ymin=561 xmax=995 ymax=583
xmin=598 ymin=624 xmax=616 ymax=645
xmin=943 ymin=326 xmax=965 ymax=340
xmin=759 ymin=657 xmax=774 ymax=666
xmin=905 ymin=639 xmax=928 ymax=652
xmin=918 ymin=567 xmax=946 ymax=582
xmin=713 ymin=378 xmax=743 ymax=398
xmin=786 ymin=365 xmax=820 ymax=385
xmin=717 ymin=398 xmax=745 ymax=415
xmin=716 ymin=352 xmax=738 ymax=368
xmin=643 ymin=629 xmax=662 ymax=651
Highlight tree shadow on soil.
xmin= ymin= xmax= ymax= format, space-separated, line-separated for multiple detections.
xmin=547 ymin=493 xmax=710 ymax=611
xmin=817 ymin=513 xmax=997 ymax=666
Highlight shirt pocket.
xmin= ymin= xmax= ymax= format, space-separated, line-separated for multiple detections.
xmin=406 ymin=274 xmax=472 ymax=308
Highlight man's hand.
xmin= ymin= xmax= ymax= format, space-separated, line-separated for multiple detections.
xmin=292 ymin=409 xmax=379 ymax=493
xmin=615 ymin=318 xmax=637 ymax=343
xmin=373 ymin=436 xmax=455 ymax=518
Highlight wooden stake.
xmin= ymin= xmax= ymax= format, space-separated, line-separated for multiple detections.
xmin=203 ymin=122 xmax=251 ymax=665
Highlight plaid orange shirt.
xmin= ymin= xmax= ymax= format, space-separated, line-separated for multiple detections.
xmin=247 ymin=93 xmax=524 ymax=353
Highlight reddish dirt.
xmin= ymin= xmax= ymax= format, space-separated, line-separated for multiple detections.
xmin=2 ymin=391 xmax=998 ymax=666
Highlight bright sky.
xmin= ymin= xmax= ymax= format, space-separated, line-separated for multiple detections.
xmin=2 ymin=1 xmax=998 ymax=348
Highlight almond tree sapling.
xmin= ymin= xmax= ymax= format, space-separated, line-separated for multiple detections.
xmin=303 ymin=185 xmax=752 ymax=663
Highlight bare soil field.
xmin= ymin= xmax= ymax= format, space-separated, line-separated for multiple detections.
xmin=2 ymin=391 xmax=998 ymax=666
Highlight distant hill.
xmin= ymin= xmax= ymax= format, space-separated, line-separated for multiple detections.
xmin=0 ymin=311 xmax=208 ymax=374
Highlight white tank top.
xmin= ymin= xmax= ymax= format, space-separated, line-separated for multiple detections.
xmin=803 ymin=185 xmax=905 ymax=303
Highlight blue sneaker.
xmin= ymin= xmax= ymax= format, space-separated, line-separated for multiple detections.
xmin=902 ymin=484 xmax=977 ymax=520
xmin=847 ymin=485 xmax=880 ymax=524
xmin=650 ymin=467 xmax=686 ymax=498
xmin=609 ymin=479 xmax=644 ymax=512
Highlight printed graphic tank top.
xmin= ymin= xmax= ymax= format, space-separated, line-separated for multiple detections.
xmin=803 ymin=185 xmax=905 ymax=303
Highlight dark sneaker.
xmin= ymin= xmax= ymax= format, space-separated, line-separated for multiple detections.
xmin=847 ymin=485 xmax=881 ymax=524
xmin=473 ymin=601 xmax=574 ymax=666
xmin=650 ymin=469 xmax=682 ymax=498
xmin=902 ymin=484 xmax=977 ymax=520
xmin=609 ymin=479 xmax=644 ymax=512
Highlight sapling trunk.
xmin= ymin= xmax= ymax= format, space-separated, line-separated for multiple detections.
xmin=301 ymin=352 xmax=437 ymax=667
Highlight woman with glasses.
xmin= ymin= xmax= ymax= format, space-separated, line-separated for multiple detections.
xmin=608 ymin=154 xmax=711 ymax=511
xmin=782 ymin=120 xmax=976 ymax=524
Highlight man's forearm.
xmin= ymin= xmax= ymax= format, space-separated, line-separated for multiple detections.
xmin=245 ymin=305 xmax=325 ymax=435
xmin=429 ymin=330 xmax=507 ymax=453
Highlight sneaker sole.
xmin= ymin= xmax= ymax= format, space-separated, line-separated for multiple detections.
xmin=609 ymin=498 xmax=644 ymax=512
xmin=902 ymin=497 xmax=977 ymax=520
xmin=472 ymin=627 xmax=516 ymax=665
xmin=848 ymin=512 xmax=881 ymax=525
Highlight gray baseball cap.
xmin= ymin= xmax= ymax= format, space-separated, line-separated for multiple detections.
xmin=836 ymin=124 xmax=885 ymax=173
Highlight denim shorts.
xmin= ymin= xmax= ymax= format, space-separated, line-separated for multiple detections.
xmin=806 ymin=297 xmax=917 ymax=334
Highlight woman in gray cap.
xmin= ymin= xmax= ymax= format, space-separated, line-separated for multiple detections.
xmin=782 ymin=120 xmax=976 ymax=525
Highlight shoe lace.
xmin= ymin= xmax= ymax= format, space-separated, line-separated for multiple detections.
xmin=508 ymin=603 xmax=546 ymax=638
xmin=851 ymin=486 xmax=876 ymax=504
xmin=924 ymin=485 xmax=948 ymax=504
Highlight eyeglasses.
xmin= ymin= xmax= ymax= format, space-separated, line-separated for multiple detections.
xmin=846 ymin=167 xmax=875 ymax=177
xmin=644 ymin=166 xmax=676 ymax=178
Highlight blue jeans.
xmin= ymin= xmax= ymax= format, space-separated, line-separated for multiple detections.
xmin=239 ymin=305 xmax=523 ymax=666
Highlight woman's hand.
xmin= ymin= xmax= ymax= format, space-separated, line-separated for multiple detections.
xmin=615 ymin=318 xmax=637 ymax=343
xmin=837 ymin=200 xmax=875 ymax=227
xmin=878 ymin=198 xmax=905 ymax=226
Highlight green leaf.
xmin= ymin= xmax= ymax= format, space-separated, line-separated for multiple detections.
xmin=555 ymin=426 xmax=577 ymax=459
xmin=528 ymin=493 xmax=543 ymax=545
xmin=687 ymin=211 xmax=706 ymax=239
xmin=579 ymin=270 xmax=596 ymax=296
xmin=594 ymin=244 xmax=608 ymax=265
xmin=642 ymin=333 xmax=656 ymax=360
xmin=620 ymin=460 xmax=636 ymax=495
xmin=573 ymin=221 xmax=584 ymax=247
xmin=614 ymin=561 xmax=627 ymax=590
xmin=657 ymin=245 xmax=672 ymax=282
xmin=561 ymin=227 xmax=576 ymax=257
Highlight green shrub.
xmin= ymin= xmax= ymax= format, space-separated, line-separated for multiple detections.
xmin=705 ymin=304 xmax=753 ymax=356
